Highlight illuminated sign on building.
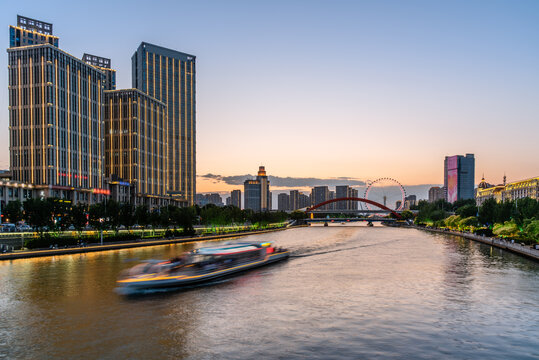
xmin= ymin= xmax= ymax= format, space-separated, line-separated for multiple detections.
xmin=446 ymin=155 xmax=459 ymax=203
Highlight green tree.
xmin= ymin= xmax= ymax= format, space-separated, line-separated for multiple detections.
xmin=23 ymin=198 xmax=54 ymax=233
xmin=88 ymin=202 xmax=107 ymax=231
xmin=495 ymin=200 xmax=514 ymax=224
xmin=452 ymin=199 xmax=476 ymax=212
xmin=415 ymin=199 xmax=449 ymax=224
xmin=478 ymin=198 xmax=496 ymax=226
xmin=119 ymin=203 xmax=135 ymax=229
xmin=49 ymin=198 xmax=71 ymax=231
xmin=134 ymin=205 xmax=149 ymax=227
xmin=459 ymin=216 xmax=479 ymax=229
xmin=149 ymin=209 xmax=161 ymax=229
xmin=455 ymin=204 xmax=477 ymax=218
xmin=174 ymin=207 xmax=196 ymax=235
xmin=513 ymin=198 xmax=538 ymax=226
xmin=3 ymin=200 xmax=22 ymax=224
xmin=70 ymin=203 xmax=88 ymax=235
xmin=399 ymin=210 xmax=415 ymax=220
xmin=290 ymin=210 xmax=307 ymax=221
xmin=107 ymin=200 xmax=122 ymax=232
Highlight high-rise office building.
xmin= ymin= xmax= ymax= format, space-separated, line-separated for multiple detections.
xmin=311 ymin=186 xmax=329 ymax=210
xmin=289 ymin=190 xmax=299 ymax=210
xmin=244 ymin=166 xmax=271 ymax=211
xmin=132 ymin=42 xmax=196 ymax=206
xmin=298 ymin=193 xmax=310 ymax=209
xmin=9 ymin=15 xmax=59 ymax=48
xmin=104 ymin=89 xmax=169 ymax=206
xmin=428 ymin=186 xmax=444 ymax=203
xmin=444 ymin=154 xmax=475 ymax=203
xmin=230 ymin=189 xmax=241 ymax=208
xmin=82 ymin=54 xmax=116 ymax=90
xmin=349 ymin=188 xmax=358 ymax=210
xmin=277 ymin=193 xmax=290 ymax=211
xmin=328 ymin=190 xmax=335 ymax=210
xmin=336 ymin=185 xmax=351 ymax=210
xmin=404 ymin=194 xmax=417 ymax=210
xmin=8 ymin=43 xmax=107 ymax=203
xmin=195 ymin=193 xmax=223 ymax=206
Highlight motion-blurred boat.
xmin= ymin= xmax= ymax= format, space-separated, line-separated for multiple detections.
xmin=116 ymin=242 xmax=289 ymax=293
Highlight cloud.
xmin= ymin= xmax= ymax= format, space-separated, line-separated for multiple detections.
xmin=198 ymin=173 xmax=442 ymax=200
xmin=198 ymin=173 xmax=366 ymax=187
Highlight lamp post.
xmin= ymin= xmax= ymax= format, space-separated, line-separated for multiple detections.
xmin=99 ymin=218 xmax=104 ymax=245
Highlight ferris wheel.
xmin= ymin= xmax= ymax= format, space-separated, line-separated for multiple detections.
xmin=363 ymin=177 xmax=407 ymax=211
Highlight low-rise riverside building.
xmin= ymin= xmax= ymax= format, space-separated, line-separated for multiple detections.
xmin=0 ymin=180 xmax=35 ymax=208
xmin=475 ymin=176 xmax=539 ymax=205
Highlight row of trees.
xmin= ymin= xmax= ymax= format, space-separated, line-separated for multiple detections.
xmin=197 ymin=204 xmax=288 ymax=226
xmin=2 ymin=199 xmax=290 ymax=235
xmin=415 ymin=197 xmax=539 ymax=243
xmin=2 ymin=198 xmax=197 ymax=235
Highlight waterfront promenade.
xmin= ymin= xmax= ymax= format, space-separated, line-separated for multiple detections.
xmin=0 ymin=226 xmax=292 ymax=261
xmin=419 ymin=227 xmax=539 ymax=261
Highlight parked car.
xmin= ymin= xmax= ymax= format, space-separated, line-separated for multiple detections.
xmin=1 ymin=223 xmax=16 ymax=232
xmin=16 ymin=224 xmax=33 ymax=232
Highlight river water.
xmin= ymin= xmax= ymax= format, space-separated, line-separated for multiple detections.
xmin=1 ymin=225 xmax=538 ymax=359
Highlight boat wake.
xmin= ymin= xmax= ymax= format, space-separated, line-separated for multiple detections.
xmin=289 ymin=239 xmax=400 ymax=258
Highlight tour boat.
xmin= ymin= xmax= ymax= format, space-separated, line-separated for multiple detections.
xmin=116 ymin=242 xmax=289 ymax=294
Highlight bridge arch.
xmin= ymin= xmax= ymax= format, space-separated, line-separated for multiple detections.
xmin=306 ymin=197 xmax=402 ymax=219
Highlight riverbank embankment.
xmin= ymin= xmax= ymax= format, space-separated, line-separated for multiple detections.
xmin=0 ymin=226 xmax=302 ymax=261
xmin=419 ymin=227 xmax=539 ymax=261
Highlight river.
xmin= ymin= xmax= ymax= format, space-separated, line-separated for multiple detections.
xmin=1 ymin=225 xmax=538 ymax=359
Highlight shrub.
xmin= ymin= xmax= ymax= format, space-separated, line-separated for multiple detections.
xmin=473 ymin=228 xmax=493 ymax=237
xmin=493 ymin=221 xmax=519 ymax=237
xmin=25 ymin=233 xmax=78 ymax=249
xmin=24 ymin=232 xmax=141 ymax=249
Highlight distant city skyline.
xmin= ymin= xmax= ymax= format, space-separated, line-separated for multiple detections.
xmin=2 ymin=1 xmax=539 ymax=192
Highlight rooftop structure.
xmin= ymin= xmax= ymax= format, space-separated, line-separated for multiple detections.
xmin=10 ymin=15 xmax=59 ymax=48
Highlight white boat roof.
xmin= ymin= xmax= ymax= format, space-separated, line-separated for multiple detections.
xmin=195 ymin=243 xmax=261 ymax=255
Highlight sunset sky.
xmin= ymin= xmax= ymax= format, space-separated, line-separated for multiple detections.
xmin=1 ymin=0 xmax=539 ymax=196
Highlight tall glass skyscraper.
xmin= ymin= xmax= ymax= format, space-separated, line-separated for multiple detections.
xmin=8 ymin=43 xmax=106 ymax=203
xmin=244 ymin=166 xmax=271 ymax=211
xmin=131 ymin=42 xmax=196 ymax=206
xmin=444 ymin=153 xmax=475 ymax=203
xmin=103 ymin=89 xmax=168 ymax=206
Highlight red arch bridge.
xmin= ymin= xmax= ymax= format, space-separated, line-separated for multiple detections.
xmin=304 ymin=197 xmax=403 ymax=221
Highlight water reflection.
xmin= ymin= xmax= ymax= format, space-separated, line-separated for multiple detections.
xmin=0 ymin=227 xmax=538 ymax=359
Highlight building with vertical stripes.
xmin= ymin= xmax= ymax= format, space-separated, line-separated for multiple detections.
xmin=131 ymin=42 xmax=196 ymax=206
xmin=7 ymin=43 xmax=107 ymax=203
xmin=103 ymin=89 xmax=173 ymax=207
xmin=82 ymin=54 xmax=116 ymax=90
xmin=9 ymin=15 xmax=59 ymax=48
xmin=230 ymin=189 xmax=241 ymax=208
xmin=244 ymin=166 xmax=271 ymax=212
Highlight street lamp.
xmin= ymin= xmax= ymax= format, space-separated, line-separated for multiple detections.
xmin=99 ymin=218 xmax=104 ymax=245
